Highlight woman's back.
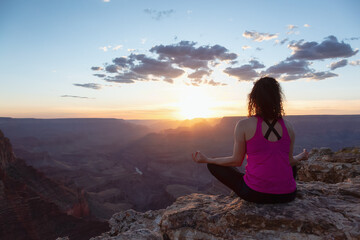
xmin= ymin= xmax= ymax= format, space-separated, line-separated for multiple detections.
xmin=243 ymin=116 xmax=296 ymax=194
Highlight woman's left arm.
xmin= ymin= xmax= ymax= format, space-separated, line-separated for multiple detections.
xmin=192 ymin=120 xmax=246 ymax=166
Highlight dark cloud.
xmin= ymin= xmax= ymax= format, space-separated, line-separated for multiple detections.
xmin=150 ymin=41 xmax=237 ymax=70
xmin=112 ymin=57 xmax=129 ymax=67
xmin=92 ymin=41 xmax=238 ymax=86
xmin=60 ymin=95 xmax=93 ymax=99
xmin=280 ymin=38 xmax=289 ymax=45
xmin=224 ymin=60 xmax=265 ymax=81
xmin=266 ymin=60 xmax=311 ymax=75
xmin=288 ymin=36 xmax=359 ymax=61
xmin=329 ymin=59 xmax=348 ymax=70
xmin=243 ymin=31 xmax=278 ymax=42
xmin=104 ymin=72 xmax=139 ymax=83
xmin=105 ymin=65 xmax=120 ymax=73
xmin=144 ymin=9 xmax=174 ymax=20
xmin=187 ymin=69 xmax=214 ymax=86
xmin=265 ymin=60 xmax=338 ymax=81
xmin=91 ymin=66 xmax=103 ymax=71
xmin=91 ymin=36 xmax=353 ymax=87
xmin=305 ymin=71 xmax=338 ymax=80
xmin=73 ymin=83 xmax=102 ymax=90
xmin=207 ymin=79 xmax=227 ymax=86
xmin=188 ymin=69 xmax=211 ymax=79
xmin=93 ymin=74 xmax=106 ymax=78
xmin=131 ymin=56 xmax=185 ymax=78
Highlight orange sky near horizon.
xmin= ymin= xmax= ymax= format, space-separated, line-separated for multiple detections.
xmin=2 ymin=99 xmax=360 ymax=120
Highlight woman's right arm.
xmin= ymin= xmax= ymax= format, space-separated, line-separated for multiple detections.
xmin=287 ymin=120 xmax=308 ymax=166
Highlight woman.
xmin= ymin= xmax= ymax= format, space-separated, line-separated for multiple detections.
xmin=192 ymin=77 xmax=308 ymax=204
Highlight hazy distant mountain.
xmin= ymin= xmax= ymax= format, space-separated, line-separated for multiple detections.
xmin=127 ymin=117 xmax=221 ymax=133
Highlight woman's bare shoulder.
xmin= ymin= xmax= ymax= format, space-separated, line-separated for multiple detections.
xmin=237 ymin=116 xmax=255 ymax=124
xmin=236 ymin=117 xmax=257 ymax=129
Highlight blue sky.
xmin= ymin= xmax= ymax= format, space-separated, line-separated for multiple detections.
xmin=0 ymin=0 xmax=359 ymax=119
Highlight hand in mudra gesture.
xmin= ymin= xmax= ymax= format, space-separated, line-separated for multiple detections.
xmin=192 ymin=151 xmax=209 ymax=163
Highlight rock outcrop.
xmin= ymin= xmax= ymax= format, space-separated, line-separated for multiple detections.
xmin=91 ymin=147 xmax=360 ymax=240
xmin=297 ymin=147 xmax=360 ymax=183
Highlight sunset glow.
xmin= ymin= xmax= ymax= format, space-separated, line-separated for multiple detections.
xmin=176 ymin=88 xmax=217 ymax=119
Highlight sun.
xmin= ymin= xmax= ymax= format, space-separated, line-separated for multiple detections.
xmin=176 ymin=87 xmax=216 ymax=120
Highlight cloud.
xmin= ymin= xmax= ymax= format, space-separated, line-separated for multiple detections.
xmin=304 ymin=24 xmax=310 ymax=27
xmin=265 ymin=59 xmax=338 ymax=81
xmin=93 ymin=73 xmax=106 ymax=78
xmin=329 ymin=59 xmax=348 ymax=70
xmin=224 ymin=60 xmax=265 ymax=81
xmin=60 ymin=95 xmax=93 ymax=99
xmin=345 ymin=37 xmax=360 ymax=41
xmin=275 ymin=38 xmax=289 ymax=45
xmin=163 ymin=78 xmax=174 ymax=84
xmin=105 ymin=64 xmax=121 ymax=73
xmin=91 ymin=66 xmax=103 ymax=71
xmin=243 ymin=31 xmax=278 ymax=42
xmin=104 ymin=73 xmax=137 ymax=83
xmin=207 ymin=79 xmax=227 ymax=86
xmin=73 ymin=83 xmax=102 ymax=90
xmin=287 ymin=25 xmax=298 ymax=30
xmin=288 ymin=36 xmax=359 ymax=61
xmin=144 ymin=9 xmax=174 ymax=20
xmin=99 ymin=46 xmax=109 ymax=52
xmin=304 ymin=71 xmax=338 ymax=80
xmin=349 ymin=60 xmax=360 ymax=66
xmin=242 ymin=45 xmax=251 ymax=50
xmin=287 ymin=25 xmax=299 ymax=35
xmin=103 ymin=0 xmax=110 ymax=2
xmin=91 ymin=36 xmax=354 ymax=86
xmin=93 ymin=41 xmax=237 ymax=86
xmin=141 ymin=38 xmax=147 ymax=44
xmin=131 ymin=56 xmax=185 ymax=78
xmin=188 ymin=69 xmax=211 ymax=79
xmin=113 ymin=45 xmax=123 ymax=51
xmin=99 ymin=45 xmax=123 ymax=51
xmin=150 ymin=41 xmax=237 ymax=70
xmin=266 ymin=60 xmax=311 ymax=76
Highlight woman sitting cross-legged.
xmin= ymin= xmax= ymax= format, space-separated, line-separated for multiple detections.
xmin=192 ymin=77 xmax=308 ymax=204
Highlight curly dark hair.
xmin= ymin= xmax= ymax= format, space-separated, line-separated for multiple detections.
xmin=248 ymin=77 xmax=285 ymax=120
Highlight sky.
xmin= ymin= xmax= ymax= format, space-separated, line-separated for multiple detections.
xmin=0 ymin=0 xmax=359 ymax=120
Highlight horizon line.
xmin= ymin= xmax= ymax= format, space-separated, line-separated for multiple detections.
xmin=1 ymin=114 xmax=360 ymax=121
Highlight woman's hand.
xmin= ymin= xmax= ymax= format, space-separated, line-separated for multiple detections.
xmin=299 ymin=149 xmax=309 ymax=161
xmin=192 ymin=151 xmax=209 ymax=163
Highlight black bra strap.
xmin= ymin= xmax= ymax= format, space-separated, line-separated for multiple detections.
xmin=264 ymin=119 xmax=281 ymax=140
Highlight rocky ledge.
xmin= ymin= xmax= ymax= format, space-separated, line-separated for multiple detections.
xmin=89 ymin=147 xmax=359 ymax=240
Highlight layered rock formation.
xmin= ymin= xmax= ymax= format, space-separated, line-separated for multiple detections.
xmin=0 ymin=130 xmax=109 ymax=240
xmin=91 ymin=147 xmax=360 ymax=240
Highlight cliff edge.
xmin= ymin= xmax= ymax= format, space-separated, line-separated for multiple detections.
xmin=89 ymin=147 xmax=360 ymax=240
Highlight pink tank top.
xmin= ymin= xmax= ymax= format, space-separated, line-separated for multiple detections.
xmin=244 ymin=116 xmax=296 ymax=194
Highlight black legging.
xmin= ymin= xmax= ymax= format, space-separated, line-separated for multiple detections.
xmin=207 ymin=164 xmax=297 ymax=204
